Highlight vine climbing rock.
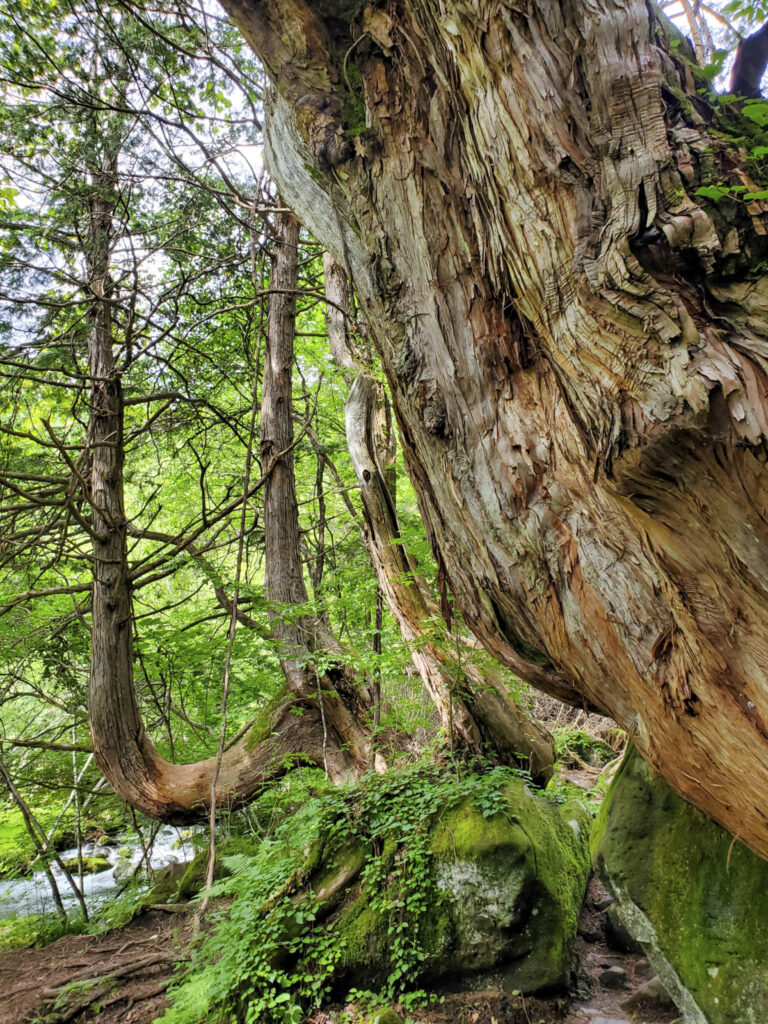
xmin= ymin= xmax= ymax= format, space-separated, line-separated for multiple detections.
xmin=306 ymin=778 xmax=591 ymax=995
xmin=591 ymin=745 xmax=768 ymax=1023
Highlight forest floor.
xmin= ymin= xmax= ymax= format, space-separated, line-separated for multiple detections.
xmin=0 ymin=750 xmax=675 ymax=1024
xmin=308 ymin=876 xmax=680 ymax=1024
xmin=0 ymin=907 xmax=192 ymax=1024
xmin=0 ymin=875 xmax=680 ymax=1024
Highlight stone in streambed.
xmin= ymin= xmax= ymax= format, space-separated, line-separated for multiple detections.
xmin=60 ymin=856 xmax=111 ymax=875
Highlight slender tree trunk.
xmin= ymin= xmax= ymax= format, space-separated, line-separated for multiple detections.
xmin=217 ymin=0 xmax=768 ymax=857
xmin=0 ymin=756 xmax=67 ymax=922
xmin=326 ymin=253 xmax=553 ymax=779
xmin=261 ymin=210 xmax=371 ymax=778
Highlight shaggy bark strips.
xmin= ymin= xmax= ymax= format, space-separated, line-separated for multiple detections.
xmin=217 ymin=0 xmax=768 ymax=855
xmin=326 ymin=254 xmax=552 ymax=777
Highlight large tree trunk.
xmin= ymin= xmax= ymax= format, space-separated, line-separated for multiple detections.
xmin=325 ymin=253 xmax=553 ymax=780
xmin=218 ymin=0 xmax=768 ymax=857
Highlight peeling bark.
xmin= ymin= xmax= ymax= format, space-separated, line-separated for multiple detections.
xmin=216 ymin=0 xmax=768 ymax=856
xmin=326 ymin=254 xmax=553 ymax=779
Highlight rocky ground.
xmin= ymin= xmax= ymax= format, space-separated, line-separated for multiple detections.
xmin=563 ymin=876 xmax=678 ymax=1024
xmin=0 ymin=757 xmax=684 ymax=1024
xmin=308 ymin=876 xmax=680 ymax=1024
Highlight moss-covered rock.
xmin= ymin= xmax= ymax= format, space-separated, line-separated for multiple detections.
xmin=159 ymin=765 xmax=593 ymax=1024
xmin=332 ymin=779 xmax=591 ymax=995
xmin=177 ymin=848 xmax=232 ymax=899
xmin=554 ymin=729 xmax=616 ymax=768
xmin=149 ymin=860 xmax=188 ymax=903
xmin=591 ymin=745 xmax=768 ymax=1024
xmin=369 ymin=1010 xmax=403 ymax=1024
xmin=60 ymin=856 xmax=111 ymax=875
xmin=544 ymin=764 xmax=610 ymax=809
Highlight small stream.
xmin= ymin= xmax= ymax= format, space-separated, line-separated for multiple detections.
xmin=0 ymin=826 xmax=199 ymax=920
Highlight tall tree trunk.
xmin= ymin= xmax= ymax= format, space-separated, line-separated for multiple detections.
xmin=261 ymin=211 xmax=371 ymax=778
xmin=218 ymin=0 xmax=768 ymax=857
xmin=325 ymin=253 xmax=553 ymax=780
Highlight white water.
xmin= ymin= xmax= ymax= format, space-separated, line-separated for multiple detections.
xmin=0 ymin=825 xmax=199 ymax=920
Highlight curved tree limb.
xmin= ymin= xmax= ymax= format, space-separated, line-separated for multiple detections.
xmin=87 ymin=205 xmax=370 ymax=821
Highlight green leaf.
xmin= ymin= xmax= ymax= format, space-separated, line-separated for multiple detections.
xmin=743 ymin=100 xmax=768 ymax=127
xmin=695 ymin=184 xmax=734 ymax=203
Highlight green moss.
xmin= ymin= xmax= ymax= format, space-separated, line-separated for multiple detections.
xmin=332 ymin=856 xmax=453 ymax=992
xmin=244 ymin=691 xmax=288 ymax=751
xmin=162 ymin=763 xmax=592 ymax=1022
xmin=318 ymin=779 xmax=589 ymax=995
xmin=60 ymin=856 xmax=111 ymax=875
xmin=339 ymin=60 xmax=367 ymax=139
xmin=177 ymin=847 xmax=234 ymax=900
xmin=303 ymin=160 xmax=326 ymax=186
xmin=430 ymin=790 xmax=527 ymax=861
xmin=148 ymin=860 xmax=187 ymax=904
xmin=544 ymin=771 xmax=595 ymax=806
xmin=311 ymin=840 xmax=367 ymax=903
xmin=370 ymin=1010 xmax=404 ymax=1024
xmin=429 ymin=781 xmax=590 ymax=991
xmin=554 ymin=729 xmax=616 ymax=768
xmin=593 ymin=746 xmax=768 ymax=1023
xmin=337 ymin=898 xmax=389 ymax=974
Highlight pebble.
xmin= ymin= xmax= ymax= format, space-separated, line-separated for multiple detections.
xmin=599 ymin=965 xmax=631 ymax=989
